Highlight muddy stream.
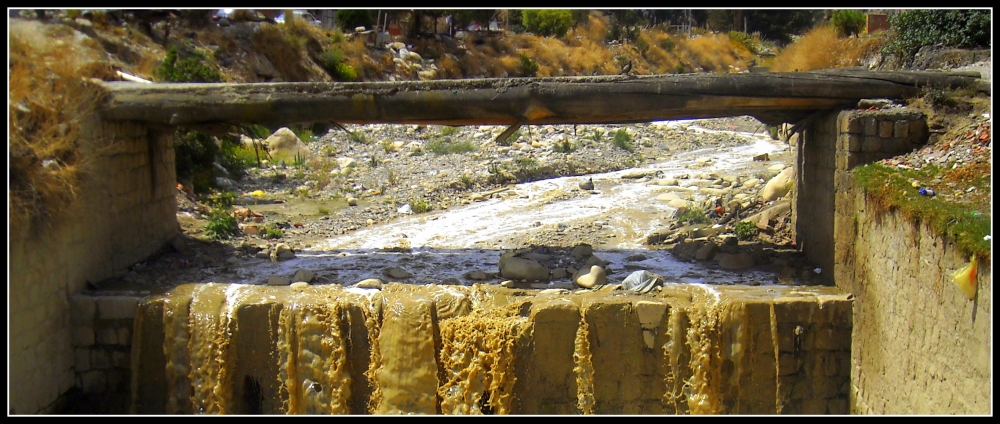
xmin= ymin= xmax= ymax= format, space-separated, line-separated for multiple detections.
xmin=232 ymin=123 xmax=793 ymax=288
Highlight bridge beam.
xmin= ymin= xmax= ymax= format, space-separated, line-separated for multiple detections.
xmin=96 ymin=70 xmax=981 ymax=129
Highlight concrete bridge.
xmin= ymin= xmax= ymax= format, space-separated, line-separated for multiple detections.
xmin=97 ymin=69 xmax=983 ymax=140
xmin=9 ymin=69 xmax=989 ymax=414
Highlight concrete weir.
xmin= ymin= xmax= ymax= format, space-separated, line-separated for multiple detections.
xmin=128 ymin=283 xmax=852 ymax=415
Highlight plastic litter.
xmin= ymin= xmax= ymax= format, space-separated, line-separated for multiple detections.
xmin=621 ymin=270 xmax=664 ymax=294
xmin=951 ymin=256 xmax=978 ymax=300
xmin=250 ymin=190 xmax=266 ymax=198
xmin=919 ymin=188 xmax=936 ymax=197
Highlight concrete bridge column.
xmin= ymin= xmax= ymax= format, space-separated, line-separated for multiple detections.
xmin=793 ymin=108 xmax=928 ymax=284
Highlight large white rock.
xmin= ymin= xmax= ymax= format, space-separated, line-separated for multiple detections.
xmin=574 ymin=265 xmax=607 ymax=288
xmin=500 ymin=257 xmax=550 ymax=282
xmin=760 ymin=167 xmax=795 ymax=202
xmin=265 ymin=128 xmax=312 ymax=164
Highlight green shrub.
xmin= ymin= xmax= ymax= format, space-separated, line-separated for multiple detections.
xmin=660 ymin=38 xmax=676 ymax=52
xmin=728 ymin=31 xmax=759 ymax=54
xmin=409 ymin=198 xmax=432 ymax=214
xmin=262 ymin=223 xmax=284 ymax=239
xmin=459 ymin=172 xmax=474 ymax=188
xmin=552 ymin=137 xmax=575 ymax=153
xmin=336 ymin=9 xmax=374 ymax=32
xmin=154 ymin=47 xmax=222 ymax=83
xmin=209 ymin=191 xmax=236 ymax=208
xmin=734 ymin=220 xmax=759 ymax=240
xmin=218 ymin=139 xmax=257 ymax=180
xmin=882 ymin=10 xmax=991 ymax=65
xmin=440 ymin=126 xmax=460 ymax=136
xmin=174 ymin=128 xmax=219 ymax=193
xmin=290 ymin=125 xmax=314 ymax=142
xmin=518 ymin=53 xmax=539 ymax=77
xmin=329 ymin=30 xmax=346 ymax=44
xmin=427 ymin=138 xmax=478 ymax=155
xmin=829 ymin=9 xmax=867 ymax=37
xmin=514 ymin=157 xmax=538 ymax=172
xmin=349 ymin=131 xmax=368 ymax=144
xmin=675 ymin=207 xmax=710 ymax=225
xmin=205 ymin=208 xmax=239 ymax=239
xmin=612 ymin=129 xmax=635 ymax=152
xmin=522 ymin=9 xmax=574 ymax=37
xmin=317 ymin=48 xmax=358 ymax=81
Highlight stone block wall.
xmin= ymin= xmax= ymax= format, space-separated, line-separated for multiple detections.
xmin=795 ymin=109 xmax=929 ymax=284
xmin=836 ymin=194 xmax=991 ymax=414
xmin=8 ymin=117 xmax=178 ymax=414
xmin=828 ymin=108 xmax=990 ymax=414
xmin=124 ymin=284 xmax=852 ymax=415
xmin=68 ymin=295 xmax=142 ymax=414
xmin=793 ymin=112 xmax=839 ymax=282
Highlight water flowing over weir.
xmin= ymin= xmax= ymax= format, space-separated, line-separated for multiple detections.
xmin=125 ymin=120 xmax=856 ymax=415
xmin=130 ymin=283 xmax=852 ymax=415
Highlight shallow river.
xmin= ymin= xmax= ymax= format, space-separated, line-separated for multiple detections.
xmin=232 ymin=122 xmax=794 ymax=288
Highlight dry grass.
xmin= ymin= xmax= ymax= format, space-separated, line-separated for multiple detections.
xmin=252 ymin=24 xmax=313 ymax=81
xmin=771 ymin=26 xmax=883 ymax=72
xmin=9 ymin=33 xmax=108 ymax=233
xmin=437 ymin=55 xmax=464 ymax=79
xmin=678 ymin=33 xmax=752 ymax=73
xmin=637 ymin=31 xmax=684 ymax=74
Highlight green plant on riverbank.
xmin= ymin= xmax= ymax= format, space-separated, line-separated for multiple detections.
xmin=734 ymin=220 xmax=758 ymax=240
xmin=205 ymin=207 xmax=238 ymax=239
xmin=853 ymin=163 xmax=990 ymax=260
xmin=409 ymin=198 xmax=432 ymax=214
xmin=553 ymin=137 xmax=576 ymax=153
xmin=261 ymin=223 xmax=284 ymax=239
xmin=612 ymin=129 xmax=635 ymax=152
xmin=427 ymin=137 xmax=478 ymax=155
xmin=676 ymin=207 xmax=710 ymax=225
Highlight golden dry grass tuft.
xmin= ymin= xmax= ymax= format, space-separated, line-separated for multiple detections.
xmin=9 ymin=34 xmax=109 ymax=232
xmin=771 ymin=26 xmax=883 ymax=72
xmin=678 ymin=33 xmax=752 ymax=73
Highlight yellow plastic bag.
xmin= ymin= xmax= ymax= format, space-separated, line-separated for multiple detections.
xmin=952 ymin=256 xmax=978 ymax=300
xmin=250 ymin=190 xmax=266 ymax=198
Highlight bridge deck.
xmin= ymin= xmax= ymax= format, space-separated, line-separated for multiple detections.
xmin=96 ymin=69 xmax=982 ymax=131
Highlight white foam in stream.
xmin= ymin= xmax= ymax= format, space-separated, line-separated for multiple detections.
xmin=233 ymin=123 xmax=792 ymax=287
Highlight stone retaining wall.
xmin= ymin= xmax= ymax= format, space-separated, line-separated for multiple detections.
xmin=795 ymin=108 xmax=929 ymax=285
xmin=824 ymin=108 xmax=991 ymax=414
xmin=837 ymin=194 xmax=991 ymax=414
xmin=8 ymin=117 xmax=177 ymax=414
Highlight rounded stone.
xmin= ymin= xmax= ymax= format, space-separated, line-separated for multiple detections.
xmin=574 ymin=265 xmax=607 ymax=289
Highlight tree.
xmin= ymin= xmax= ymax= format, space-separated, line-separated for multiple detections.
xmin=601 ymin=9 xmax=646 ymax=42
xmin=336 ymin=9 xmax=374 ymax=32
xmin=882 ymin=9 xmax=991 ymax=64
xmin=522 ymin=9 xmax=574 ymax=37
xmin=744 ymin=10 xmax=823 ymax=45
xmin=829 ymin=9 xmax=866 ymax=37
